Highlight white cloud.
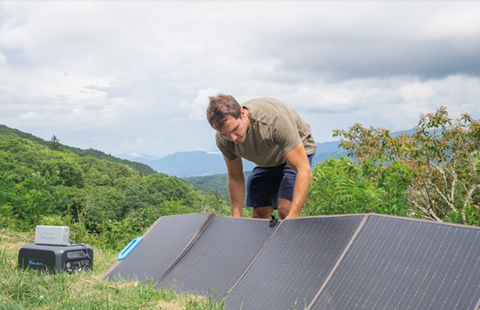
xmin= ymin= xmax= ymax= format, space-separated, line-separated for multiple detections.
xmin=0 ymin=1 xmax=479 ymax=157
xmin=422 ymin=4 xmax=480 ymax=39
xmin=180 ymin=88 xmax=220 ymax=120
xmin=19 ymin=111 xmax=41 ymax=121
xmin=121 ymin=136 xmax=149 ymax=148
xmin=399 ymin=80 xmax=436 ymax=102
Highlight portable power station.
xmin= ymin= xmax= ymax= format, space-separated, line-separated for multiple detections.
xmin=18 ymin=243 xmax=93 ymax=274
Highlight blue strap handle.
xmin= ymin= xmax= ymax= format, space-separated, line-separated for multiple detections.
xmin=118 ymin=237 xmax=143 ymax=261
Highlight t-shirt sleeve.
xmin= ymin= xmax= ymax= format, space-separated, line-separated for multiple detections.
xmin=215 ymin=132 xmax=238 ymax=161
xmin=271 ymin=114 xmax=302 ymax=155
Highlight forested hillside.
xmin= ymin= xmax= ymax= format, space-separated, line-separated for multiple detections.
xmin=184 ymin=172 xmax=251 ymax=196
xmin=0 ymin=124 xmax=156 ymax=176
xmin=0 ymin=134 xmax=229 ymax=250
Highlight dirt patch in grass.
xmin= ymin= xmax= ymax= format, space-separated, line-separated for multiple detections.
xmin=156 ymin=295 xmax=207 ymax=310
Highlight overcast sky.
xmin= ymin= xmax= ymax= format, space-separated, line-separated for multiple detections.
xmin=1 ymin=1 xmax=479 ymax=158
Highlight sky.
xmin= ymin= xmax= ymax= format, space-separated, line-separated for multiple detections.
xmin=1 ymin=1 xmax=480 ymax=159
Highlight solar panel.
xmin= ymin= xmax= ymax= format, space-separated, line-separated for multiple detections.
xmin=104 ymin=213 xmax=212 ymax=283
xmin=225 ymin=215 xmax=365 ymax=310
xmin=309 ymin=215 xmax=480 ymax=310
xmin=156 ymin=215 xmax=277 ymax=300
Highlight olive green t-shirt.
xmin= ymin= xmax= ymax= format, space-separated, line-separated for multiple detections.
xmin=215 ymin=97 xmax=316 ymax=167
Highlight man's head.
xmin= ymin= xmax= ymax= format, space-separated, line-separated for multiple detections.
xmin=206 ymin=94 xmax=241 ymax=130
xmin=207 ymin=94 xmax=249 ymax=144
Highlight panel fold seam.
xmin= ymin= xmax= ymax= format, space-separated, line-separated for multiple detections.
xmin=154 ymin=213 xmax=216 ymax=285
xmin=224 ymin=219 xmax=285 ymax=299
xmin=306 ymin=214 xmax=370 ymax=310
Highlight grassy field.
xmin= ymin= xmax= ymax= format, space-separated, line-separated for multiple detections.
xmin=0 ymin=228 xmax=224 ymax=310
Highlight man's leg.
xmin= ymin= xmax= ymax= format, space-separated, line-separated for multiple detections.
xmin=277 ymin=154 xmax=315 ymax=219
xmin=246 ymin=165 xmax=283 ymax=219
xmin=252 ymin=206 xmax=274 ymax=219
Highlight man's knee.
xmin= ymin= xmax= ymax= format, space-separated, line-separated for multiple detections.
xmin=277 ymin=198 xmax=292 ymax=219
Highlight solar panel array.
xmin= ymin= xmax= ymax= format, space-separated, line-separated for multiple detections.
xmin=104 ymin=213 xmax=480 ymax=310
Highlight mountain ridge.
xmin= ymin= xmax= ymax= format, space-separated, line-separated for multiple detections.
xmin=121 ymin=141 xmax=348 ymax=177
xmin=122 ymin=129 xmax=416 ymax=177
xmin=1 ymin=123 xmax=414 ymax=178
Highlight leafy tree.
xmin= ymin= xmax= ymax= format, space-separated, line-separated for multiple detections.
xmin=304 ymin=157 xmax=411 ymax=217
xmin=2 ymin=171 xmax=72 ymax=229
xmin=333 ymin=106 xmax=480 ymax=225
xmin=48 ymin=135 xmax=62 ymax=151
xmin=82 ymin=185 xmax=125 ymax=232
xmin=41 ymin=156 xmax=84 ymax=188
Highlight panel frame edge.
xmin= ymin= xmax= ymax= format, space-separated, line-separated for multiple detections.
xmin=223 ymin=218 xmax=285 ymax=300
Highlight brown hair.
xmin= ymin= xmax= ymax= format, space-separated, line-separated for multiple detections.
xmin=206 ymin=94 xmax=242 ymax=130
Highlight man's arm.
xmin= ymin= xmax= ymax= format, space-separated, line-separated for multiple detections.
xmin=225 ymin=156 xmax=245 ymax=217
xmin=283 ymin=142 xmax=312 ymax=219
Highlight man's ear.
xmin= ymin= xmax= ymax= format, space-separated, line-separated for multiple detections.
xmin=241 ymin=107 xmax=248 ymax=119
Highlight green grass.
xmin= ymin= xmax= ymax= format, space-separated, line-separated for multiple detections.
xmin=0 ymin=228 xmax=225 ymax=310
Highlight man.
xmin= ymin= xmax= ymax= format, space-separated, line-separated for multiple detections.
xmin=206 ymin=94 xmax=316 ymax=219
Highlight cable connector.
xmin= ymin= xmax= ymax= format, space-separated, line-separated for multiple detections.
xmin=269 ymin=215 xmax=278 ymax=228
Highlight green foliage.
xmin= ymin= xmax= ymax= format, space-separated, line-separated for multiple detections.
xmin=375 ymin=160 xmax=413 ymax=216
xmin=0 ymin=171 xmax=73 ymax=229
xmin=304 ymin=157 xmax=412 ymax=217
xmin=183 ymin=171 xmax=251 ymax=197
xmin=41 ymin=156 xmax=85 ymax=187
xmin=333 ymin=106 xmax=480 ymax=226
xmin=305 ymin=158 xmax=377 ymax=215
xmin=0 ymin=124 xmax=155 ymax=176
xmin=48 ymin=135 xmax=62 ymax=151
xmin=0 ymin=134 xmax=230 ymax=252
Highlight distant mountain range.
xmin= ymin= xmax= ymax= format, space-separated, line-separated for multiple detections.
xmin=1 ymin=122 xmax=414 ymax=178
xmin=122 ymin=129 xmax=416 ymax=178
xmin=120 ymin=141 xmax=348 ymax=178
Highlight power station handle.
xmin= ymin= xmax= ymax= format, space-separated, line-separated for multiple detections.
xmin=118 ymin=237 xmax=143 ymax=261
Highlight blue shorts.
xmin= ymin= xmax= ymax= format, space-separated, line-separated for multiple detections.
xmin=246 ymin=154 xmax=314 ymax=209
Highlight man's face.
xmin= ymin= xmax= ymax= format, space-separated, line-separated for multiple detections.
xmin=218 ymin=111 xmax=248 ymax=144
